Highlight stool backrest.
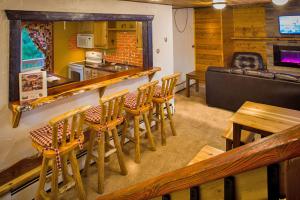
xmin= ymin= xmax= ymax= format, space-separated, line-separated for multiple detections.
xmin=136 ymin=80 xmax=159 ymax=108
xmin=160 ymin=73 xmax=180 ymax=98
xmin=49 ymin=105 xmax=91 ymax=148
xmin=100 ymin=90 xmax=129 ymax=124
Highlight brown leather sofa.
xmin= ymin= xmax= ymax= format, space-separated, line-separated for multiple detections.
xmin=206 ymin=52 xmax=300 ymax=199
xmin=205 ymin=52 xmax=300 ymax=111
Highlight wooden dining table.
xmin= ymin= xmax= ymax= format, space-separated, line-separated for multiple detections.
xmin=230 ymin=101 xmax=300 ymax=148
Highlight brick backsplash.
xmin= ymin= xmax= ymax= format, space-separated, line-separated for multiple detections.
xmin=105 ymin=32 xmax=143 ymax=67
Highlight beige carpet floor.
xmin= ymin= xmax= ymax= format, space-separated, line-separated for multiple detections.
xmin=62 ymin=86 xmax=233 ymax=199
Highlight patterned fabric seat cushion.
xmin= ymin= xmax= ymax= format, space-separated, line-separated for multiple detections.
xmin=124 ymin=92 xmax=138 ymax=109
xmin=30 ymin=121 xmax=71 ymax=148
xmin=85 ymin=105 xmax=102 ymax=124
xmin=153 ymin=85 xmax=164 ymax=98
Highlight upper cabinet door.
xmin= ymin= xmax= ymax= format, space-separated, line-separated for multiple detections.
xmin=93 ymin=21 xmax=117 ymax=50
xmin=78 ymin=22 xmax=94 ymax=34
xmin=136 ymin=22 xmax=143 ymax=49
xmin=94 ymin=21 xmax=108 ymax=48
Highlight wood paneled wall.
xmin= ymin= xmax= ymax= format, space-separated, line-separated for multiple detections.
xmin=233 ymin=6 xmax=268 ymax=64
xmin=194 ymin=8 xmax=233 ymax=80
xmin=194 ymin=1 xmax=300 ymax=75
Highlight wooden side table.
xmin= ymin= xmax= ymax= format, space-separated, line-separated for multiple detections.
xmin=186 ymin=71 xmax=204 ymax=97
xmin=230 ymin=101 xmax=300 ymax=149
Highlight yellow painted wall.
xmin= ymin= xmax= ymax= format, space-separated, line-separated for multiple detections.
xmin=53 ymin=22 xmax=85 ymax=77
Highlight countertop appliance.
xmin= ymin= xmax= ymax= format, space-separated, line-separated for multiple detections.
xmin=85 ymin=51 xmax=103 ymax=66
xmin=77 ymin=34 xmax=94 ymax=48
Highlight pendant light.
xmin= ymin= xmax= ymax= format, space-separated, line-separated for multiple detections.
xmin=272 ymin=0 xmax=288 ymax=6
xmin=213 ymin=0 xmax=227 ymax=10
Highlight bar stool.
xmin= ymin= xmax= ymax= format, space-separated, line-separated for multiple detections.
xmin=121 ymin=81 xmax=158 ymax=163
xmin=30 ymin=106 xmax=90 ymax=200
xmin=150 ymin=73 xmax=180 ymax=146
xmin=83 ymin=90 xmax=128 ymax=194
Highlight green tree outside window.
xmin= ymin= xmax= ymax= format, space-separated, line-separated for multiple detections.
xmin=21 ymin=28 xmax=45 ymax=71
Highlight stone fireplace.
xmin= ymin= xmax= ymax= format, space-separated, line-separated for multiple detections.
xmin=273 ymin=45 xmax=300 ymax=68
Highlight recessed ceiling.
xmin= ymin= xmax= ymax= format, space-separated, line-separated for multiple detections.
xmin=122 ymin=0 xmax=272 ymax=8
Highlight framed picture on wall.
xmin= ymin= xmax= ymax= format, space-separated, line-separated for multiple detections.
xmin=19 ymin=70 xmax=47 ymax=105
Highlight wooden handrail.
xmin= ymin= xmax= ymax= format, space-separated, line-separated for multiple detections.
xmin=97 ymin=125 xmax=300 ymax=200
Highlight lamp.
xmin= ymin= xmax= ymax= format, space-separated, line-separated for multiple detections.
xmin=213 ymin=0 xmax=227 ymax=9
xmin=272 ymin=0 xmax=288 ymax=6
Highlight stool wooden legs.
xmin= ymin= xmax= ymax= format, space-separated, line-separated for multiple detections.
xmin=69 ymin=151 xmax=87 ymax=200
xmin=133 ymin=116 xmax=141 ymax=163
xmin=143 ymin=113 xmax=156 ymax=151
xmin=121 ymin=118 xmax=128 ymax=149
xmin=51 ymin=159 xmax=59 ymax=199
xmin=166 ymin=102 xmax=177 ymax=136
xmin=153 ymin=101 xmax=176 ymax=146
xmin=122 ymin=112 xmax=156 ymax=163
xmin=111 ymin=128 xmax=128 ymax=175
xmin=159 ymin=104 xmax=167 ymax=146
xmin=84 ymin=128 xmax=127 ymax=194
xmin=36 ymin=157 xmax=49 ymax=200
xmin=36 ymin=151 xmax=86 ymax=200
xmin=84 ymin=130 xmax=96 ymax=176
xmin=97 ymin=132 xmax=105 ymax=194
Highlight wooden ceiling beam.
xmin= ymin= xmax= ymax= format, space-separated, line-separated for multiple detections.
xmin=121 ymin=0 xmax=272 ymax=8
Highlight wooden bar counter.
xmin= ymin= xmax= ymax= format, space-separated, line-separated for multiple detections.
xmin=9 ymin=67 xmax=161 ymax=128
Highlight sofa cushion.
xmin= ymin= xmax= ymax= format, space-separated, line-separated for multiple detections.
xmin=244 ymin=70 xmax=275 ymax=79
xmin=231 ymin=52 xmax=265 ymax=70
xmin=275 ymin=73 xmax=300 ymax=82
xmin=231 ymin=68 xmax=244 ymax=75
xmin=260 ymin=71 xmax=275 ymax=79
xmin=207 ymin=67 xmax=231 ymax=73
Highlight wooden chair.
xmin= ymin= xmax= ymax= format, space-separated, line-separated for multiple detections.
xmin=121 ymin=81 xmax=158 ymax=163
xmin=151 ymin=73 xmax=180 ymax=146
xmin=83 ymin=90 xmax=128 ymax=194
xmin=30 ymin=105 xmax=91 ymax=200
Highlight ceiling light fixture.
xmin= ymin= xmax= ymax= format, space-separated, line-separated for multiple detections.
xmin=213 ymin=0 xmax=227 ymax=10
xmin=272 ymin=0 xmax=288 ymax=6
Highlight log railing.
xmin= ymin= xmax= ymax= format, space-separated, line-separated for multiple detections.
xmin=97 ymin=125 xmax=300 ymax=200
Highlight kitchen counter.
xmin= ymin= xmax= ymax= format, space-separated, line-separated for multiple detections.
xmin=84 ymin=62 xmax=139 ymax=80
xmin=10 ymin=67 xmax=161 ymax=128
xmin=47 ymin=73 xmax=75 ymax=88
xmin=85 ymin=62 xmax=138 ymax=73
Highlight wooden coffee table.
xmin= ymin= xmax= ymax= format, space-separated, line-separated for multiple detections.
xmin=230 ymin=101 xmax=300 ymax=148
xmin=186 ymin=71 xmax=204 ymax=97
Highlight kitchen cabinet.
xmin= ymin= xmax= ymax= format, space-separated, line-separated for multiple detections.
xmin=77 ymin=21 xmax=142 ymax=49
xmin=94 ymin=22 xmax=116 ymax=49
xmin=136 ymin=22 xmax=143 ymax=49
xmin=78 ymin=21 xmax=116 ymax=49
xmin=77 ymin=22 xmax=94 ymax=34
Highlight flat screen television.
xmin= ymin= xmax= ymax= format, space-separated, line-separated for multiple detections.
xmin=279 ymin=16 xmax=300 ymax=34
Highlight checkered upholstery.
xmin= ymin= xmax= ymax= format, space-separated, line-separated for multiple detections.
xmin=30 ymin=121 xmax=71 ymax=148
xmin=85 ymin=105 xmax=102 ymax=124
xmin=30 ymin=121 xmax=83 ymax=169
xmin=124 ymin=92 xmax=138 ymax=109
xmin=153 ymin=85 xmax=164 ymax=98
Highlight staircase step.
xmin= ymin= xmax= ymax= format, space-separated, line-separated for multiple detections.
xmin=188 ymin=145 xmax=224 ymax=166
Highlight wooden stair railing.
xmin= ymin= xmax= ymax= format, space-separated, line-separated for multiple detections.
xmin=97 ymin=125 xmax=300 ymax=200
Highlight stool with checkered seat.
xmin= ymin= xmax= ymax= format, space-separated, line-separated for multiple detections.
xmin=150 ymin=73 xmax=180 ymax=146
xmin=121 ymin=81 xmax=158 ymax=163
xmin=30 ymin=106 xmax=90 ymax=200
xmin=83 ymin=90 xmax=128 ymax=194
